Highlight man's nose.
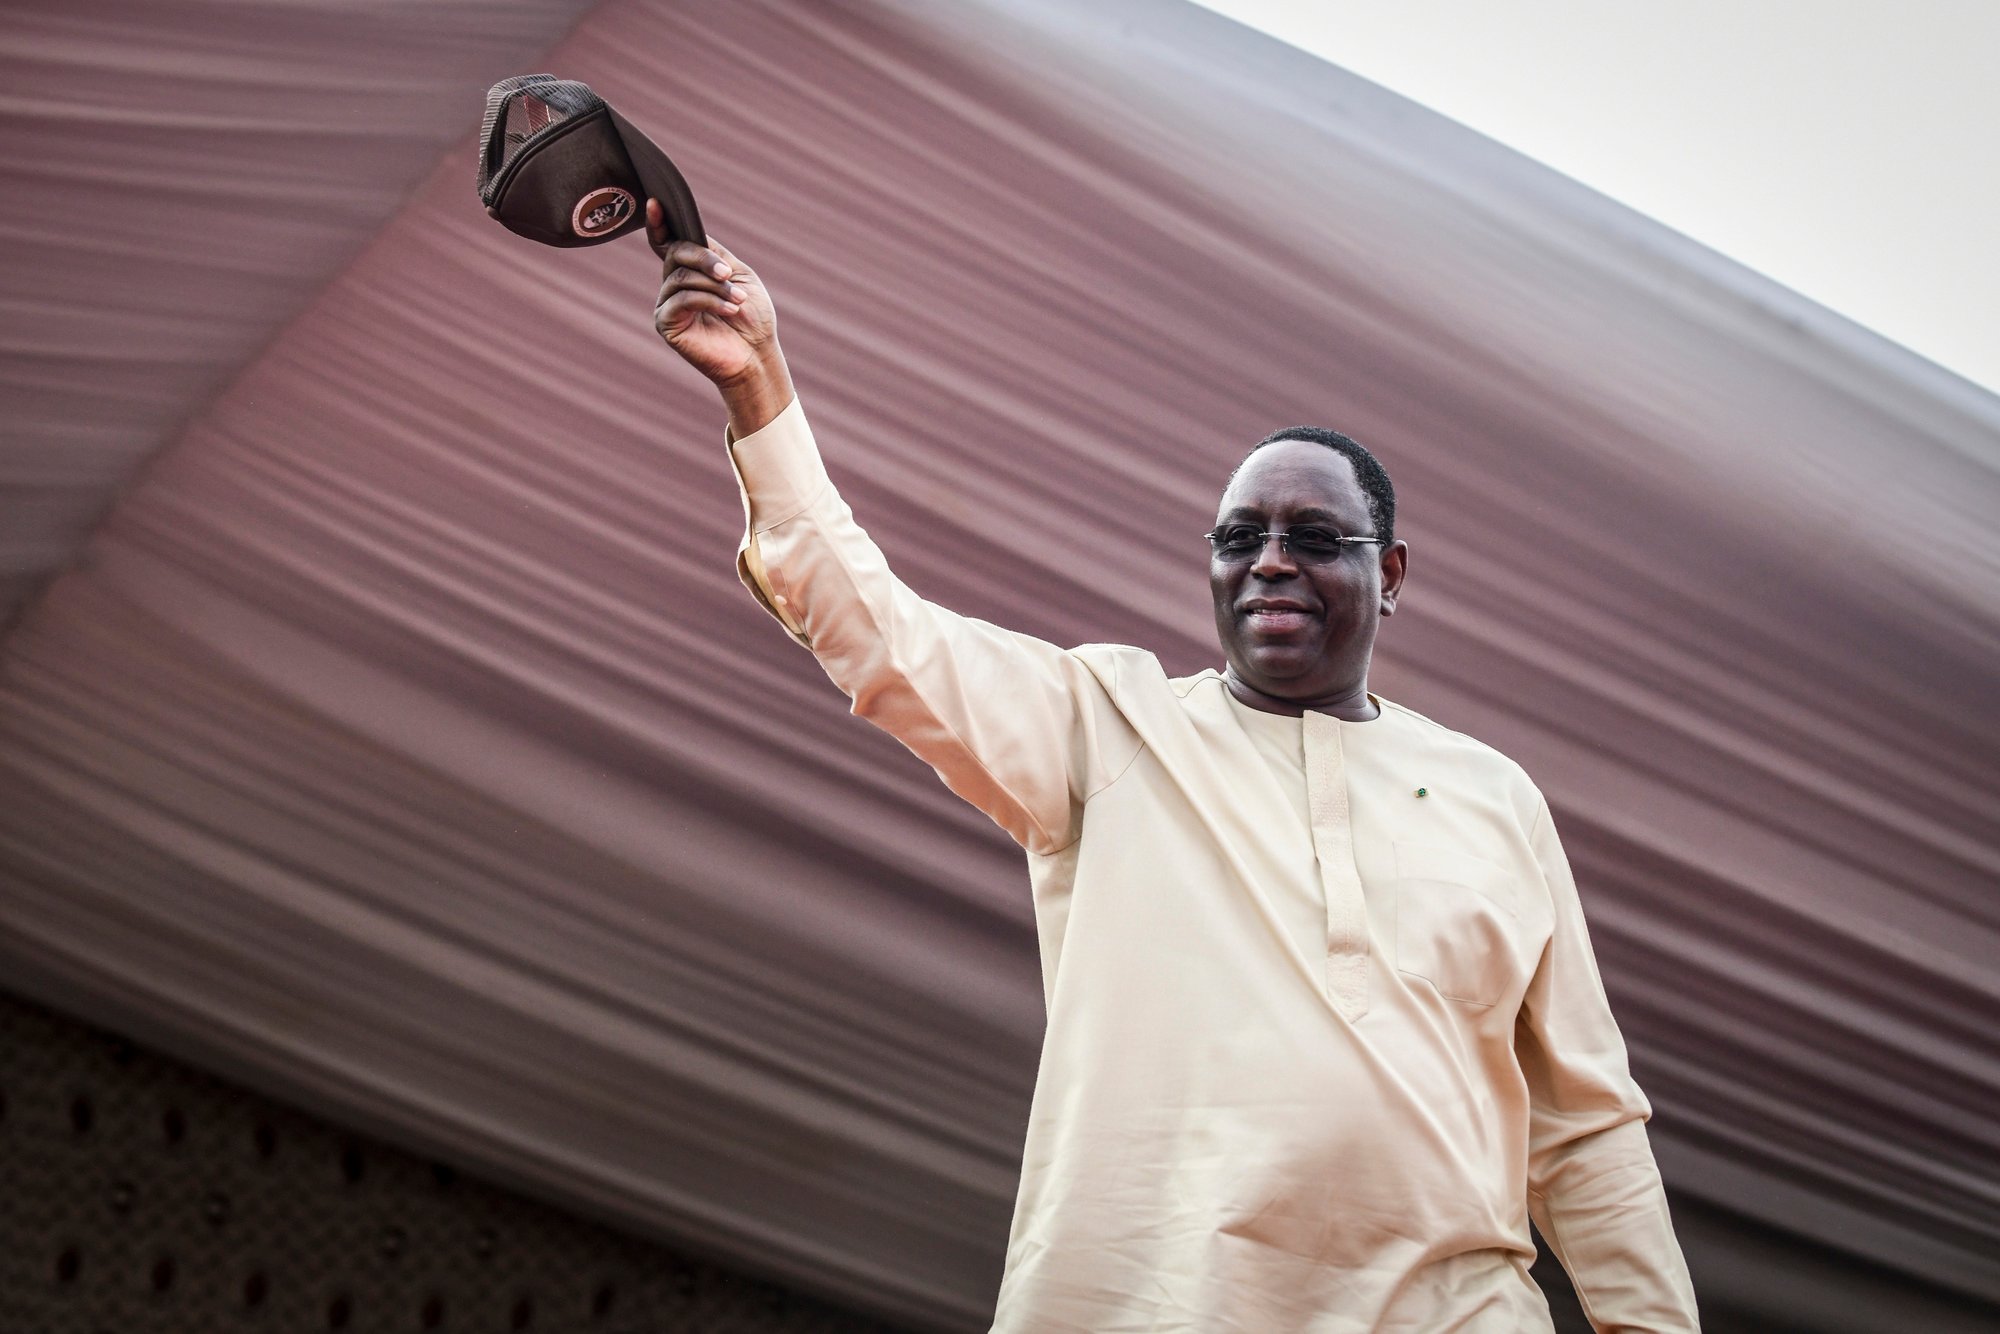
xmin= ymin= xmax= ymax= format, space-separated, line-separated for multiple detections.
xmin=1249 ymin=532 xmax=1298 ymax=577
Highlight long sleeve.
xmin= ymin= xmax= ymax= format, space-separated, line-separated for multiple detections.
xmin=1517 ymin=798 xmax=1701 ymax=1331
xmin=723 ymin=394 xmax=1132 ymax=855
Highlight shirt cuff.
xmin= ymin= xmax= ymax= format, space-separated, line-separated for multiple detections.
xmin=724 ymin=392 xmax=830 ymax=532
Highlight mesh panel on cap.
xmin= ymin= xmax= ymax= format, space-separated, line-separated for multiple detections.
xmin=477 ymin=75 xmax=604 ymax=203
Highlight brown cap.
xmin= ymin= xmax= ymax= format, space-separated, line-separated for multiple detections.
xmin=477 ymin=75 xmax=703 ymax=250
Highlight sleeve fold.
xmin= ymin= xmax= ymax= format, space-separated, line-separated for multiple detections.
xmin=1518 ymin=799 xmax=1701 ymax=1331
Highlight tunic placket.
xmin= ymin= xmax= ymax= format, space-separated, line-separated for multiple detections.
xmin=1304 ymin=711 xmax=1371 ymax=1021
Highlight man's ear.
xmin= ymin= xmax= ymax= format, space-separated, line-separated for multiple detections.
xmin=1378 ymin=539 xmax=1409 ymax=616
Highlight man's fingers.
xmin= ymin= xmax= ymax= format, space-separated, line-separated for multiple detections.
xmin=645 ymin=201 xmax=728 ymax=274
xmin=658 ymin=267 xmax=746 ymax=308
xmin=654 ymin=289 xmax=742 ymax=331
xmin=648 ymin=216 xmax=744 ymax=282
xmin=658 ymin=236 xmax=731 ymax=281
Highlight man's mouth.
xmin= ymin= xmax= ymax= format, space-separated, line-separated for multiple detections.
xmin=1240 ymin=600 xmax=1315 ymax=634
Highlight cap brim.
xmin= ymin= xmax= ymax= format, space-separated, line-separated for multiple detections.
xmin=608 ymin=106 xmax=704 ymax=250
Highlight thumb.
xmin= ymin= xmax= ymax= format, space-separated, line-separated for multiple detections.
xmin=645 ymin=198 xmax=669 ymax=258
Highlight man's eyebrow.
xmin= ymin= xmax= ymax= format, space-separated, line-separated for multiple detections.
xmin=1216 ymin=505 xmax=1347 ymax=523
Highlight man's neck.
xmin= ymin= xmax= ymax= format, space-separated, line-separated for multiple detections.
xmin=1223 ymin=669 xmax=1380 ymax=722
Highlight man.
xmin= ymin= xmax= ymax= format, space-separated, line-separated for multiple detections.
xmin=644 ymin=201 xmax=1701 ymax=1332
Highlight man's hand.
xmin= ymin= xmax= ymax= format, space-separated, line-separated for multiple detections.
xmin=647 ymin=199 xmax=793 ymax=437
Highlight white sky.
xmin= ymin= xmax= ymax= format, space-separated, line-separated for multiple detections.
xmin=1193 ymin=1 xmax=2000 ymax=394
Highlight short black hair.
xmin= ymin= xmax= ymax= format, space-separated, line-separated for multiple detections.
xmin=1232 ymin=426 xmax=1396 ymax=544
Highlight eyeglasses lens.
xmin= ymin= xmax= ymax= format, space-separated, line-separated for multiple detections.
xmin=1209 ymin=526 xmax=1346 ymax=563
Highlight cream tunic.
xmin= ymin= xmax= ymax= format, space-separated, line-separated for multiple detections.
xmin=724 ymin=396 xmax=1700 ymax=1332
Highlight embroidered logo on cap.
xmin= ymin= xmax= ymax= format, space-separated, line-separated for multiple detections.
xmin=571 ymin=186 xmax=635 ymax=238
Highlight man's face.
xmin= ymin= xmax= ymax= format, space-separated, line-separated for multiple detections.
xmin=1208 ymin=440 xmax=1408 ymax=710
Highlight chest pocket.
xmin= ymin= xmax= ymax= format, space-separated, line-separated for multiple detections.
xmin=1392 ymin=841 xmax=1520 ymax=1009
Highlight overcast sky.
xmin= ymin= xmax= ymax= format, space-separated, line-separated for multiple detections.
xmin=1194 ymin=1 xmax=1999 ymax=394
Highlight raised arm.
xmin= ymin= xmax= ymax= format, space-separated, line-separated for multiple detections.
xmin=644 ymin=203 xmax=1136 ymax=854
xmin=1517 ymin=797 xmax=1701 ymax=1331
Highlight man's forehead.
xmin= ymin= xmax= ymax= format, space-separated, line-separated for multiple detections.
xmin=1218 ymin=440 xmax=1366 ymax=518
